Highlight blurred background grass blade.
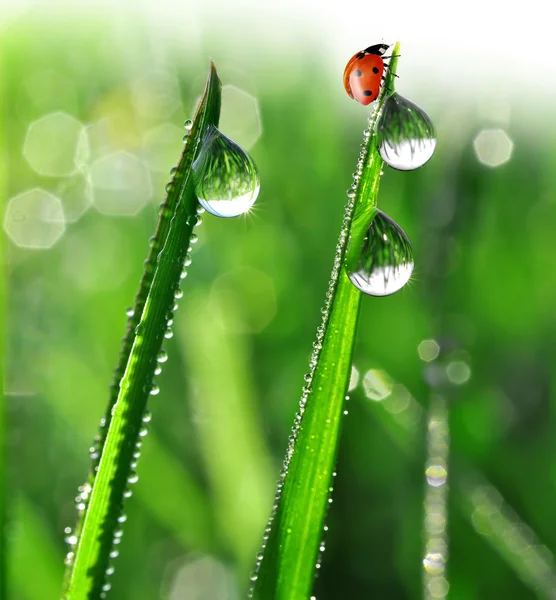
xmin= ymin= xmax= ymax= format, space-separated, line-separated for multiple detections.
xmin=178 ymin=289 xmax=274 ymax=578
xmin=10 ymin=495 xmax=65 ymax=600
xmin=63 ymin=64 xmax=222 ymax=599
xmin=251 ymin=45 xmax=400 ymax=600
xmin=356 ymin=384 xmax=556 ymax=598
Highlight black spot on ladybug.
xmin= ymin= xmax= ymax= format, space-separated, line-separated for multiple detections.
xmin=363 ymin=90 xmax=373 ymax=97
xmin=353 ymin=70 xmax=362 ymax=77
xmin=372 ymin=67 xmax=379 ymax=74
xmin=356 ymin=52 xmax=365 ymax=59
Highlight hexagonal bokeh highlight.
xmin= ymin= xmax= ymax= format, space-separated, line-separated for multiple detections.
xmin=4 ymin=188 xmax=65 ymax=249
xmin=210 ymin=267 xmax=276 ymax=333
xmin=418 ymin=339 xmax=440 ymax=362
xmin=446 ymin=360 xmax=471 ymax=385
xmin=132 ymin=71 xmax=181 ymax=119
xmin=473 ymin=129 xmax=514 ymax=168
xmin=56 ymin=173 xmax=93 ymax=222
xmin=220 ymin=85 xmax=262 ymax=150
xmin=142 ymin=123 xmax=186 ymax=173
xmin=90 ymin=151 xmax=152 ymax=216
xmin=23 ymin=112 xmax=86 ymax=177
xmin=362 ymin=369 xmax=393 ymax=401
xmin=188 ymin=85 xmax=262 ymax=153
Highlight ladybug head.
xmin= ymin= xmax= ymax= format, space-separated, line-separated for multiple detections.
xmin=363 ymin=43 xmax=390 ymax=56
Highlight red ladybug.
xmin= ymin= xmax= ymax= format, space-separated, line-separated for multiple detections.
xmin=344 ymin=43 xmax=390 ymax=106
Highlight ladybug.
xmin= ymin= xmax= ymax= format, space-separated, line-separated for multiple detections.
xmin=344 ymin=43 xmax=390 ymax=106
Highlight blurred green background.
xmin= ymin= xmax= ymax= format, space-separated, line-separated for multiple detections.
xmin=2 ymin=6 xmax=556 ymax=600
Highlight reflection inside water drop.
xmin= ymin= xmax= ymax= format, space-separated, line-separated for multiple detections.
xmin=347 ymin=209 xmax=414 ymax=296
xmin=192 ymin=125 xmax=260 ymax=218
xmin=376 ymin=92 xmax=436 ymax=171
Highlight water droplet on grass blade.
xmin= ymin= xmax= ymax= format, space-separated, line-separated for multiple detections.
xmin=347 ymin=209 xmax=413 ymax=296
xmin=192 ymin=125 xmax=260 ymax=218
xmin=376 ymin=92 xmax=436 ymax=170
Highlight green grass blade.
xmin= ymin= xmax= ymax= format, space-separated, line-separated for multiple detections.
xmin=251 ymin=43 xmax=401 ymax=600
xmin=63 ymin=62 xmax=222 ymax=600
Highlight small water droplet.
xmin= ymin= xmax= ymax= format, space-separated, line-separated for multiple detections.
xmin=376 ymin=92 xmax=436 ymax=170
xmin=149 ymin=385 xmax=160 ymax=396
xmin=426 ymin=464 xmax=448 ymax=487
xmin=154 ymin=365 xmax=162 ymax=376
xmin=126 ymin=307 xmax=134 ymax=318
xmin=192 ymin=125 xmax=260 ymax=218
xmin=123 ymin=489 xmax=133 ymax=499
xmin=164 ymin=327 xmax=173 ymax=339
xmin=347 ymin=209 xmax=413 ymax=297
xmin=184 ymin=119 xmax=193 ymax=130
xmin=174 ymin=288 xmax=184 ymax=299
xmin=127 ymin=472 xmax=139 ymax=484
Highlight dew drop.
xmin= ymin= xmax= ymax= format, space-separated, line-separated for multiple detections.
xmin=192 ymin=125 xmax=260 ymax=218
xmin=184 ymin=119 xmax=193 ymax=130
xmin=164 ymin=327 xmax=173 ymax=339
xmin=376 ymin=92 xmax=436 ymax=170
xmin=127 ymin=472 xmax=139 ymax=484
xmin=174 ymin=288 xmax=184 ymax=300
xmin=347 ymin=209 xmax=413 ymax=297
xmin=125 ymin=307 xmax=134 ymax=318
xmin=149 ymin=385 xmax=160 ymax=396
